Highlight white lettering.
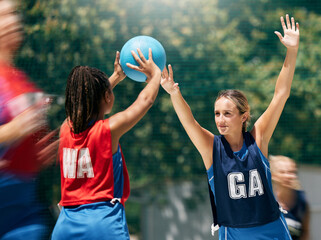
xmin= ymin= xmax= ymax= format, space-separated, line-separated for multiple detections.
xmin=248 ymin=169 xmax=264 ymax=197
xmin=62 ymin=148 xmax=94 ymax=179
xmin=77 ymin=148 xmax=94 ymax=178
xmin=228 ymin=172 xmax=247 ymax=199
xmin=63 ymin=148 xmax=78 ymax=178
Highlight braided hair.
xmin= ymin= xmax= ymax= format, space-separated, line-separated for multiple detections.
xmin=65 ymin=66 xmax=111 ymax=134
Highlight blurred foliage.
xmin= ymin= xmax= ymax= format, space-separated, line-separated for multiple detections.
xmin=15 ymin=0 xmax=321 ymax=235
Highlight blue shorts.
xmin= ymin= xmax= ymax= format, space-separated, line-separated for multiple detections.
xmin=218 ymin=215 xmax=292 ymax=240
xmin=51 ymin=201 xmax=130 ymax=240
xmin=0 ymin=171 xmax=49 ymax=240
xmin=0 ymin=224 xmax=48 ymax=240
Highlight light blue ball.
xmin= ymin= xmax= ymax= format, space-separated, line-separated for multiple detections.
xmin=120 ymin=35 xmax=166 ymax=82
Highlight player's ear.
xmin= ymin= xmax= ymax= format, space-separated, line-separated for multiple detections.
xmin=241 ymin=112 xmax=248 ymax=123
xmin=104 ymin=90 xmax=113 ymax=104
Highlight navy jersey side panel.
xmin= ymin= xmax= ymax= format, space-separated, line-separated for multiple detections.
xmin=284 ymin=190 xmax=308 ymax=239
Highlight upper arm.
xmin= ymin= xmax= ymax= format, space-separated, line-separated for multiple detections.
xmin=168 ymin=91 xmax=214 ymax=170
xmin=251 ymin=94 xmax=287 ymax=156
xmin=183 ymin=120 xmax=214 ymax=170
xmin=109 ymin=97 xmax=154 ymax=152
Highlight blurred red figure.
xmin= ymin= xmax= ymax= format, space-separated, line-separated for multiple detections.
xmin=270 ymin=155 xmax=310 ymax=240
xmin=0 ymin=0 xmax=58 ymax=239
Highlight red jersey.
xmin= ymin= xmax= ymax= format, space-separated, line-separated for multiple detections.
xmin=58 ymin=120 xmax=130 ymax=206
xmin=0 ymin=62 xmax=39 ymax=103
xmin=0 ymin=62 xmax=44 ymax=176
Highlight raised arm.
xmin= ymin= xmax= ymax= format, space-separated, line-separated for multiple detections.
xmin=109 ymin=48 xmax=161 ymax=153
xmin=251 ymin=14 xmax=299 ymax=157
xmin=161 ymin=65 xmax=214 ymax=170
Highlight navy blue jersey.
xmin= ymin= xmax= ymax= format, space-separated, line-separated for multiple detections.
xmin=284 ymin=190 xmax=308 ymax=240
xmin=212 ymin=132 xmax=280 ymax=228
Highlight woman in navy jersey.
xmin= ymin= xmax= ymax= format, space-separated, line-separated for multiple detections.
xmin=161 ymin=15 xmax=299 ymax=239
xmin=51 ymin=49 xmax=161 ymax=240
xmin=270 ymin=155 xmax=310 ymax=240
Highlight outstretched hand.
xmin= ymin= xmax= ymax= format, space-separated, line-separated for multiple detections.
xmin=126 ymin=48 xmax=160 ymax=82
xmin=275 ymin=14 xmax=299 ymax=50
xmin=161 ymin=64 xmax=179 ymax=95
xmin=113 ymin=51 xmax=126 ymax=81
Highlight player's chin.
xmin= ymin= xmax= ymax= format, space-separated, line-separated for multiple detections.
xmin=217 ymin=127 xmax=228 ymax=135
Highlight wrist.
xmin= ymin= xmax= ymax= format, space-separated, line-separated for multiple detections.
xmin=109 ymin=72 xmax=123 ymax=88
xmin=147 ymin=69 xmax=161 ymax=81
xmin=286 ymin=48 xmax=299 ymax=57
xmin=287 ymin=45 xmax=299 ymax=53
xmin=169 ymin=87 xmax=180 ymax=96
xmin=110 ymin=72 xmax=120 ymax=81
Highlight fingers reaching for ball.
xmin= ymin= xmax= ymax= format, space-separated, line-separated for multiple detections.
xmin=119 ymin=35 xmax=166 ymax=82
xmin=126 ymin=48 xmax=161 ymax=81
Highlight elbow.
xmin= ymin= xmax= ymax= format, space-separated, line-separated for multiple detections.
xmin=138 ymin=94 xmax=156 ymax=109
xmin=145 ymin=97 xmax=155 ymax=108
xmin=280 ymin=92 xmax=290 ymax=101
xmin=284 ymin=91 xmax=291 ymax=100
xmin=274 ymin=89 xmax=291 ymax=101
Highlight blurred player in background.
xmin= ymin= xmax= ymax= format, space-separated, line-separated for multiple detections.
xmin=270 ymin=155 xmax=310 ymax=240
xmin=0 ymin=0 xmax=59 ymax=239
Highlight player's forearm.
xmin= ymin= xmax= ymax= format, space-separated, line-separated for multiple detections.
xmin=109 ymin=72 xmax=123 ymax=89
xmin=274 ymin=48 xmax=298 ymax=99
xmin=170 ymin=90 xmax=196 ymax=128
xmin=0 ymin=121 xmax=22 ymax=143
xmin=137 ymin=71 xmax=161 ymax=107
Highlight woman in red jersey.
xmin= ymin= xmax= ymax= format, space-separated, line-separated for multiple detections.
xmin=0 ymin=1 xmax=58 ymax=239
xmin=51 ymin=49 xmax=161 ymax=240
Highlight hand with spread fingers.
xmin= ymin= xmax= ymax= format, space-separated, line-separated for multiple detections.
xmin=275 ymin=14 xmax=300 ymax=50
xmin=126 ymin=48 xmax=161 ymax=82
xmin=161 ymin=64 xmax=179 ymax=95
